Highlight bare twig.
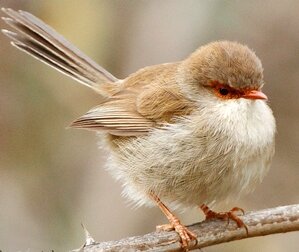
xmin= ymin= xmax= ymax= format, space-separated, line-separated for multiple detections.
xmin=74 ymin=204 xmax=299 ymax=251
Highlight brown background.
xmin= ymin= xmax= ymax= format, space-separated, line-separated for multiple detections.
xmin=0 ymin=1 xmax=298 ymax=251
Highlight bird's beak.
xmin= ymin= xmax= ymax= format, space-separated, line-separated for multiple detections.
xmin=242 ymin=90 xmax=268 ymax=100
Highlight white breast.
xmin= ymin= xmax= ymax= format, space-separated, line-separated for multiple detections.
xmin=192 ymin=99 xmax=276 ymax=205
xmin=106 ymin=98 xmax=276 ymax=210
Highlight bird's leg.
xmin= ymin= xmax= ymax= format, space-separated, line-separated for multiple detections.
xmin=149 ymin=192 xmax=197 ymax=250
xmin=200 ymin=204 xmax=248 ymax=234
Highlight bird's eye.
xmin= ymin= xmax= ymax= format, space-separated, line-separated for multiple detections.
xmin=219 ymin=88 xmax=229 ymax=96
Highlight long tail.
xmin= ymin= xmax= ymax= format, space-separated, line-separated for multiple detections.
xmin=1 ymin=8 xmax=119 ymax=95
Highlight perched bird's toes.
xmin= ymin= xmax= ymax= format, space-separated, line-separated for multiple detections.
xmin=229 ymin=206 xmax=245 ymax=215
xmin=156 ymin=222 xmax=197 ymax=250
xmin=149 ymin=193 xmax=197 ymax=250
xmin=200 ymin=204 xmax=248 ymax=235
xmin=173 ymin=222 xmax=197 ymax=250
xmin=226 ymin=210 xmax=249 ymax=235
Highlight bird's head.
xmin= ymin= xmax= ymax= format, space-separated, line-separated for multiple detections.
xmin=178 ymin=41 xmax=267 ymax=102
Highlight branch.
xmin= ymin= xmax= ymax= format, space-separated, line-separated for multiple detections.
xmin=75 ymin=204 xmax=299 ymax=252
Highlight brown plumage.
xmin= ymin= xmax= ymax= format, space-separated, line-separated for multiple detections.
xmin=71 ymin=63 xmax=195 ymax=135
xmin=2 ymin=8 xmax=276 ymax=250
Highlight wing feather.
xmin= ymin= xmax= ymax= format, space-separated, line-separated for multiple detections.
xmin=70 ymin=104 xmax=155 ymax=136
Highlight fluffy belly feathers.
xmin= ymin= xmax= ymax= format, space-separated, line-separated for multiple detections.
xmin=105 ymin=100 xmax=275 ymax=210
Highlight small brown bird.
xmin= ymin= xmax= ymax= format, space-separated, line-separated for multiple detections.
xmin=2 ymin=8 xmax=276 ymax=250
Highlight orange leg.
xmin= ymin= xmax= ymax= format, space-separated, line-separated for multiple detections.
xmin=200 ymin=204 xmax=248 ymax=234
xmin=149 ymin=192 xmax=197 ymax=250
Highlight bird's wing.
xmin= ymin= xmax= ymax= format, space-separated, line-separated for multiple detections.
xmin=70 ymin=73 xmax=194 ymax=136
xmin=136 ymin=83 xmax=194 ymax=123
xmin=70 ymin=90 xmax=155 ymax=136
xmin=1 ymin=8 xmax=118 ymax=95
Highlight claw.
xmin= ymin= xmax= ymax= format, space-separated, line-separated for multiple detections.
xmin=230 ymin=206 xmax=245 ymax=215
xmin=150 ymin=192 xmax=197 ymax=250
xmin=200 ymin=204 xmax=249 ymax=235
xmin=174 ymin=223 xmax=197 ymax=249
xmin=156 ymin=221 xmax=197 ymax=250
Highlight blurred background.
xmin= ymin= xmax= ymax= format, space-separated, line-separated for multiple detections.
xmin=0 ymin=0 xmax=298 ymax=251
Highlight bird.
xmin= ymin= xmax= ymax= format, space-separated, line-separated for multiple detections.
xmin=1 ymin=8 xmax=276 ymax=250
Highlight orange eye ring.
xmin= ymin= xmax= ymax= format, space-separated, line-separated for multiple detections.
xmin=209 ymin=80 xmax=242 ymax=99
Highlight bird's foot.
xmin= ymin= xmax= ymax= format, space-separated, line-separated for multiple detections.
xmin=149 ymin=191 xmax=197 ymax=250
xmin=156 ymin=217 xmax=197 ymax=250
xmin=200 ymin=204 xmax=248 ymax=234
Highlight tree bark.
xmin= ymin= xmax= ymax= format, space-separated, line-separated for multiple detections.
xmin=74 ymin=204 xmax=299 ymax=252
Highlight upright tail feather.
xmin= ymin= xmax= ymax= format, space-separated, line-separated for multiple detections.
xmin=1 ymin=8 xmax=119 ymax=95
